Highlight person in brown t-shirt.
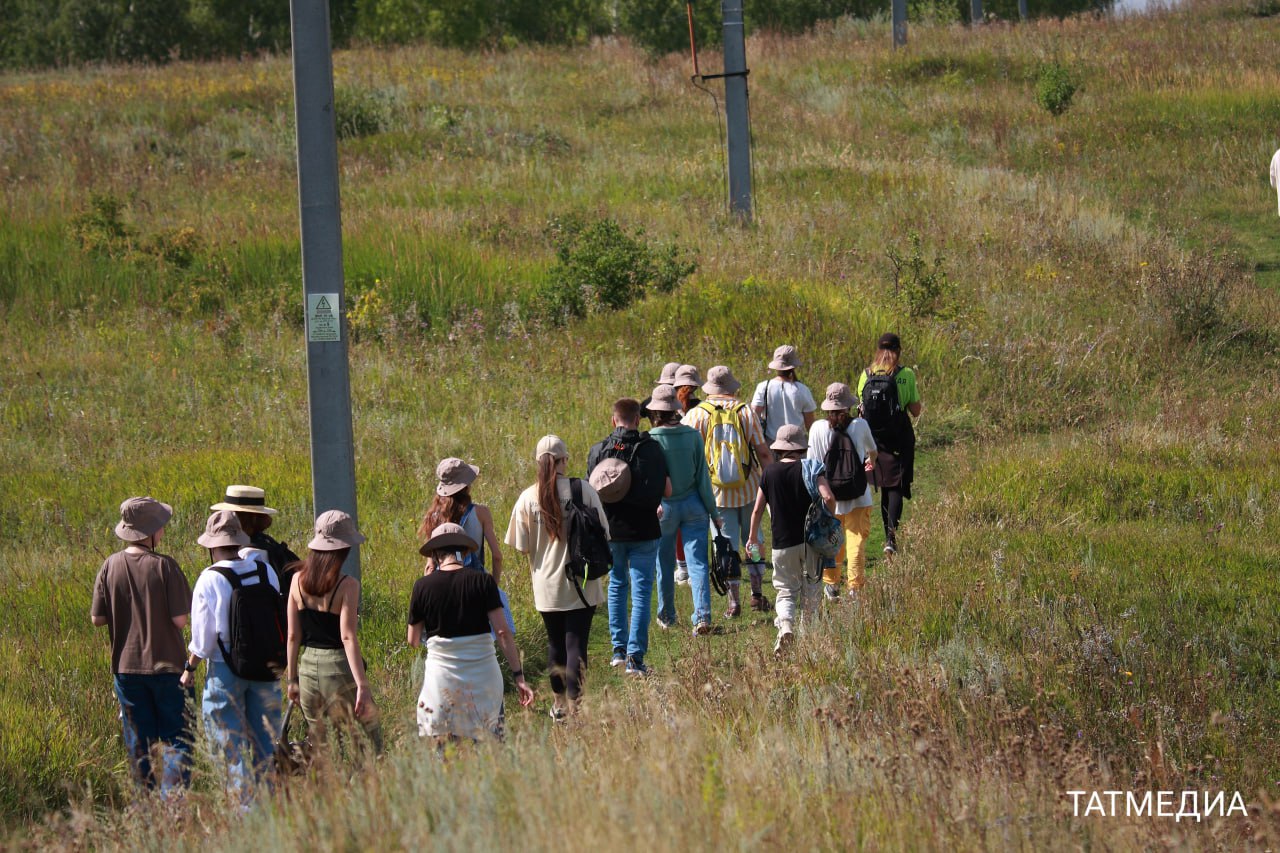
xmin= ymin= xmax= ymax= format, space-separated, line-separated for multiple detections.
xmin=90 ymin=496 xmax=193 ymax=793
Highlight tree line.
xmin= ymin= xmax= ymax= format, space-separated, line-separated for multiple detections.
xmin=0 ymin=0 xmax=1099 ymax=71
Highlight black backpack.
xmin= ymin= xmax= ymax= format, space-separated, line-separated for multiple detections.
xmin=823 ymin=425 xmax=867 ymax=501
xmin=214 ymin=562 xmax=287 ymax=682
xmin=860 ymin=367 xmax=903 ymax=436
xmin=564 ymin=478 xmax=612 ymax=606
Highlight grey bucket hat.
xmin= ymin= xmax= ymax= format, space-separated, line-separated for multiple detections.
xmin=770 ymin=423 xmax=809 ymax=453
xmin=821 ymin=382 xmax=857 ymax=412
xmin=419 ymin=522 xmax=478 ymax=556
xmin=436 ymin=457 xmax=480 ymax=497
xmin=308 ymin=509 xmax=366 ymax=550
xmin=197 ymin=510 xmax=250 ymax=549
xmin=115 ymin=496 xmax=173 ymax=543
xmin=768 ymin=345 xmax=802 ymax=371
xmin=656 ymin=362 xmax=681 ymax=385
xmin=647 ymin=384 xmax=680 ymax=412
xmin=701 ymin=365 xmax=741 ymax=396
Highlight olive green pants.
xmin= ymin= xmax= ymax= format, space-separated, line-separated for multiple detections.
xmin=298 ymin=646 xmax=383 ymax=757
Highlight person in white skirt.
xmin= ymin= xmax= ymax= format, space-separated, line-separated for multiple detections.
xmin=407 ymin=523 xmax=533 ymax=744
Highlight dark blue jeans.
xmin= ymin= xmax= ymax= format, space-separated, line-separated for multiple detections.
xmin=113 ymin=672 xmax=194 ymax=793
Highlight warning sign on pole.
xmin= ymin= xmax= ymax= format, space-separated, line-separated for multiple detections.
xmin=306 ymin=292 xmax=341 ymax=342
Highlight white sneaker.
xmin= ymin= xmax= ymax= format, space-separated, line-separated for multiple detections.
xmin=674 ymin=564 xmax=690 ymax=586
xmin=823 ymin=583 xmax=840 ymax=601
xmin=773 ymin=620 xmax=794 ymax=654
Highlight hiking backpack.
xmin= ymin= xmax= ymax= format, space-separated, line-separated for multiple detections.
xmin=213 ymin=561 xmax=287 ymax=682
xmin=804 ymin=499 xmax=844 ymax=563
xmin=564 ymin=478 xmax=612 ymax=605
xmin=588 ymin=434 xmax=648 ymax=504
xmin=823 ymin=425 xmax=867 ymax=501
xmin=860 ymin=367 xmax=903 ymax=437
xmin=699 ymin=401 xmax=752 ymax=488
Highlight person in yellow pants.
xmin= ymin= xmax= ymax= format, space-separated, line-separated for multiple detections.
xmin=806 ymin=383 xmax=878 ymax=598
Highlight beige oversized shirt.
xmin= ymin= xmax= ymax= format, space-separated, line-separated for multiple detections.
xmin=504 ymin=476 xmax=610 ymax=612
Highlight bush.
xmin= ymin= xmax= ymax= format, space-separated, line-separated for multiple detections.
xmin=537 ymin=215 xmax=696 ymax=322
xmin=1036 ymin=62 xmax=1078 ymax=116
xmin=335 ymin=87 xmax=402 ymax=139
xmin=69 ymin=194 xmax=136 ymax=257
xmin=1141 ymin=254 xmax=1232 ymax=343
xmin=887 ymin=231 xmax=955 ymax=320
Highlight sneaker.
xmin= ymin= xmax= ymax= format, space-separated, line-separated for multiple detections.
xmin=625 ymin=657 xmax=651 ymax=676
xmin=724 ymin=603 xmax=741 ymax=619
xmin=610 ymin=650 xmax=626 ymax=668
xmin=693 ymin=621 xmax=712 ymax=636
xmin=674 ymin=564 xmax=690 ymax=586
xmin=750 ymin=593 xmax=772 ymax=612
xmin=883 ymin=543 xmax=897 ymax=556
xmin=824 ymin=583 xmax=840 ymax=601
xmin=773 ymin=620 xmax=794 ymax=654
xmin=656 ymin=615 xmax=675 ymax=630
xmin=549 ymin=705 xmax=567 ymax=722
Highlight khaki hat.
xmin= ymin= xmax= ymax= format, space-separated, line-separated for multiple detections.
xmin=197 ymin=510 xmax=250 ymax=549
xmin=647 ymin=384 xmax=679 ymax=412
xmin=673 ymin=364 xmax=702 ymax=388
xmin=702 ymin=365 xmax=741 ymax=397
xmin=419 ymin=522 xmax=479 ymax=556
xmin=770 ymin=423 xmax=809 ymax=452
xmin=436 ymin=457 xmax=479 ymax=497
xmin=656 ymin=362 xmax=681 ymax=385
xmin=821 ymin=382 xmax=857 ymax=412
xmin=115 ymin=496 xmax=173 ymax=543
xmin=210 ymin=484 xmax=279 ymax=516
xmin=768 ymin=345 xmax=802 ymax=371
xmin=308 ymin=509 xmax=366 ymax=550
xmin=535 ymin=434 xmax=569 ymax=461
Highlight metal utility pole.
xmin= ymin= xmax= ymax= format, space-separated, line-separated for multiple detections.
xmin=1018 ymin=0 xmax=1028 ymax=20
xmin=972 ymin=0 xmax=984 ymax=22
xmin=892 ymin=0 xmax=908 ymax=46
xmin=721 ymin=0 xmax=752 ymax=222
xmin=289 ymin=0 xmax=361 ymax=580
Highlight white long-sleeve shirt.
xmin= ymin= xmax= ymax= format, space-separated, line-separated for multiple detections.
xmin=1270 ymin=149 xmax=1280 ymax=216
xmin=189 ymin=557 xmax=280 ymax=662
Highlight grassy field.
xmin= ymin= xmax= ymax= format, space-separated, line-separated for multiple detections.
xmin=3 ymin=0 xmax=1280 ymax=848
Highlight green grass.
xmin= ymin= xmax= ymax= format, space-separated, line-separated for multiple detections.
xmin=3 ymin=0 xmax=1280 ymax=846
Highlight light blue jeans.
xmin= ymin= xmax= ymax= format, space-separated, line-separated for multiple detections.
xmin=659 ymin=493 xmax=712 ymax=626
xmin=607 ymin=539 xmax=658 ymax=665
xmin=203 ymin=659 xmax=282 ymax=801
xmin=718 ymin=503 xmax=753 ymax=552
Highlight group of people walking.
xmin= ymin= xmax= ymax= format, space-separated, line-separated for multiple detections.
xmin=90 ymin=332 xmax=921 ymax=797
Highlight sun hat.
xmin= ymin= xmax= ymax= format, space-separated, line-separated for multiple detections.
xmin=115 ymin=496 xmax=173 ymax=543
xmin=770 ymin=423 xmax=809 ymax=453
xmin=210 ymin=484 xmax=279 ymax=516
xmin=197 ymin=510 xmax=250 ymax=549
xmin=656 ymin=362 xmax=681 ymax=385
xmin=647 ymin=384 xmax=679 ymax=412
xmin=419 ymin=522 xmax=479 ymax=556
xmin=308 ymin=509 xmax=366 ymax=551
xmin=701 ymin=365 xmax=741 ymax=397
xmin=768 ymin=345 xmax=802 ymax=371
xmin=877 ymin=332 xmax=902 ymax=352
xmin=673 ymin=364 xmax=702 ymax=388
xmin=436 ymin=457 xmax=480 ymax=497
xmin=535 ymin=434 xmax=569 ymax=461
xmin=821 ymin=382 xmax=857 ymax=412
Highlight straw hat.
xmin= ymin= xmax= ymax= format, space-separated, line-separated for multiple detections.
xmin=656 ymin=362 xmax=681 ymax=385
xmin=535 ymin=435 xmax=569 ymax=461
xmin=768 ymin=345 xmax=802 ymax=371
xmin=701 ymin=365 xmax=741 ymax=396
xmin=115 ymin=497 xmax=173 ymax=543
xmin=436 ymin=458 xmax=480 ymax=497
xmin=308 ymin=510 xmax=366 ymax=550
xmin=419 ymin=522 xmax=479 ymax=556
xmin=821 ymin=382 xmax=857 ymax=412
xmin=673 ymin=364 xmax=702 ymax=388
xmin=210 ymin=484 xmax=278 ymax=516
xmin=770 ymin=423 xmax=809 ymax=452
xmin=197 ymin=510 xmax=250 ymax=549
xmin=647 ymin=384 xmax=679 ymax=412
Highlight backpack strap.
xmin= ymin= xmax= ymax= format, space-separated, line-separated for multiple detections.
xmin=570 ymin=476 xmax=584 ymax=508
xmin=564 ymin=479 xmax=592 ymax=608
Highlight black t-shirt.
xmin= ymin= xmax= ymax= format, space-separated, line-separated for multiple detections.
xmin=407 ymin=569 xmax=503 ymax=639
xmin=759 ymin=461 xmax=812 ymax=549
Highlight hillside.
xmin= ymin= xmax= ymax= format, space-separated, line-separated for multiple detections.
xmin=2 ymin=2 xmax=1280 ymax=848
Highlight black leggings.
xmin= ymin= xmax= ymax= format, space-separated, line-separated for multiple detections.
xmin=880 ymin=487 xmax=905 ymax=548
xmin=540 ymin=606 xmax=595 ymax=701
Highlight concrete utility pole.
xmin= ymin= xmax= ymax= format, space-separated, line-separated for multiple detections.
xmin=972 ymin=0 xmax=984 ymax=22
xmin=1018 ymin=0 xmax=1028 ymax=20
xmin=289 ymin=0 xmax=361 ymax=580
xmin=892 ymin=0 xmax=908 ymax=46
xmin=721 ymin=0 xmax=752 ymax=222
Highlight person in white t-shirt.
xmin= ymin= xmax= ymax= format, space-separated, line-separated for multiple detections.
xmin=807 ymin=383 xmax=878 ymax=600
xmin=751 ymin=345 xmax=817 ymax=443
xmin=1270 ymin=149 xmax=1280 ymax=217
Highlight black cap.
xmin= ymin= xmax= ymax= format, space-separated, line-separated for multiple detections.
xmin=877 ymin=332 xmax=901 ymax=352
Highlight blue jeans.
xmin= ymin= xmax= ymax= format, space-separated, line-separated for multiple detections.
xmin=203 ymin=659 xmax=282 ymax=800
xmin=114 ymin=672 xmax=193 ymax=793
xmin=659 ymin=494 xmax=712 ymax=626
xmin=607 ymin=539 xmax=658 ymax=665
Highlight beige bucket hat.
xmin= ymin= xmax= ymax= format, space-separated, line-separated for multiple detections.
xmin=115 ymin=496 xmax=173 ymax=543
xmin=436 ymin=457 xmax=480 ymax=497
xmin=308 ymin=509 xmax=366 ymax=550
xmin=210 ymin=484 xmax=279 ymax=516
xmin=419 ymin=522 xmax=479 ymax=556
xmin=197 ymin=510 xmax=250 ymax=549
xmin=656 ymin=362 xmax=681 ymax=385
xmin=535 ymin=434 xmax=569 ymax=461
xmin=647 ymin=384 xmax=679 ymax=412
xmin=673 ymin=364 xmax=702 ymax=388
xmin=701 ymin=365 xmax=741 ymax=396
xmin=821 ymin=382 xmax=857 ymax=412
xmin=768 ymin=345 xmax=802 ymax=371
xmin=770 ymin=423 xmax=809 ymax=453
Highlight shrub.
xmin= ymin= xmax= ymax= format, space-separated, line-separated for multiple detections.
xmin=887 ymin=231 xmax=955 ymax=320
xmin=1036 ymin=62 xmax=1078 ymax=116
xmin=1141 ymin=254 xmax=1232 ymax=343
xmin=335 ymin=86 xmax=401 ymax=139
xmin=69 ymin=194 xmax=136 ymax=257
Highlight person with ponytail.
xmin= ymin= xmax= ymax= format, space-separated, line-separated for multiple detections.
xmin=857 ymin=333 xmax=923 ymax=556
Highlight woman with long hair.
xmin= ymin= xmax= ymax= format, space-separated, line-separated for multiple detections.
xmin=504 ymin=435 xmax=610 ymax=720
xmin=285 ymin=510 xmax=383 ymax=757
xmin=857 ymin=333 xmax=923 ymax=555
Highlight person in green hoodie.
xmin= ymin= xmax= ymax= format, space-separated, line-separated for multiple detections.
xmin=647 ymin=384 xmax=724 ymax=635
